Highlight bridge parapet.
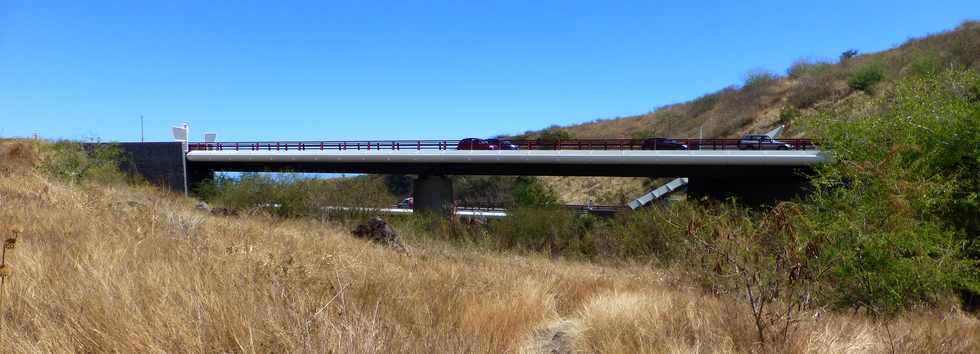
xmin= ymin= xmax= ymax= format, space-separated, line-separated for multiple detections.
xmin=188 ymin=138 xmax=818 ymax=152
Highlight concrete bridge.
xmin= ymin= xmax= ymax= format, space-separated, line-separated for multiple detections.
xmin=111 ymin=138 xmax=827 ymax=212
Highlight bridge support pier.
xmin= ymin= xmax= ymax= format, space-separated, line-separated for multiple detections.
xmin=687 ymin=175 xmax=810 ymax=206
xmin=413 ymin=175 xmax=454 ymax=215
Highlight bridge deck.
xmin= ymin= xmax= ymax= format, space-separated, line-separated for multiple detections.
xmin=186 ymin=149 xmax=827 ymax=177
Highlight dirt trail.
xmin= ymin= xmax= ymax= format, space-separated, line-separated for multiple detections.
xmin=521 ymin=319 xmax=585 ymax=354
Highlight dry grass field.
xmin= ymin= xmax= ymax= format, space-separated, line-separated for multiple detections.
xmin=1 ymin=142 xmax=978 ymax=353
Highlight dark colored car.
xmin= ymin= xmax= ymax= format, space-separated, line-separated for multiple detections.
xmin=456 ymin=138 xmax=497 ymax=150
xmin=396 ymin=197 xmax=413 ymax=208
xmin=737 ymin=134 xmax=793 ymax=150
xmin=486 ymin=138 xmax=520 ymax=150
xmin=640 ymin=138 xmax=689 ymax=150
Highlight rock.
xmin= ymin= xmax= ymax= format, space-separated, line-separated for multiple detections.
xmin=195 ymin=201 xmax=212 ymax=213
xmin=352 ymin=217 xmax=406 ymax=252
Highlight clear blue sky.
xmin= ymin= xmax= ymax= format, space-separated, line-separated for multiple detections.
xmin=2 ymin=1 xmax=978 ymax=142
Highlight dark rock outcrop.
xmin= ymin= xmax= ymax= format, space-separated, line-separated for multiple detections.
xmin=352 ymin=217 xmax=406 ymax=252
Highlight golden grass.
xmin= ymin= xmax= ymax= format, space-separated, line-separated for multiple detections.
xmin=539 ymin=176 xmax=650 ymax=205
xmin=0 ymin=144 xmax=978 ymax=353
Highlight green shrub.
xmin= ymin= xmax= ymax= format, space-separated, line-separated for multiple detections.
xmin=511 ymin=176 xmax=558 ymax=208
xmin=537 ymin=126 xmax=574 ymax=141
xmin=905 ymin=53 xmax=942 ymax=76
xmin=847 ymin=63 xmax=886 ymax=92
xmin=807 ymin=69 xmax=980 ymax=312
xmin=492 ymin=207 xmax=582 ymax=255
xmin=778 ymin=105 xmax=800 ymax=124
xmin=200 ymin=173 xmax=395 ymax=218
xmin=602 ymin=207 xmax=688 ymax=260
xmin=40 ymin=141 xmax=129 ymax=186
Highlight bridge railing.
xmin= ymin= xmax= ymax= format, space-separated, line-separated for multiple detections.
xmin=187 ymin=138 xmax=818 ymax=152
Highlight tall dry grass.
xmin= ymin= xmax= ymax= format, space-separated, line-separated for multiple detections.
xmin=0 ymin=141 xmax=977 ymax=353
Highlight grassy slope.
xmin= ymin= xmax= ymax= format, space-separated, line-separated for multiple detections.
xmin=538 ymin=21 xmax=980 ymax=204
xmin=1 ymin=141 xmax=978 ymax=352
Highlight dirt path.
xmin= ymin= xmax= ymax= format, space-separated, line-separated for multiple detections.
xmin=521 ymin=319 xmax=585 ymax=354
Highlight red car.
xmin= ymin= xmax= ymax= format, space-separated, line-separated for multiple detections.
xmin=456 ymin=138 xmax=498 ymax=150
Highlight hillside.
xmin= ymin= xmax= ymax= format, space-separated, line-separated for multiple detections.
xmin=2 ymin=140 xmax=978 ymax=352
xmin=533 ymin=21 xmax=980 ymax=204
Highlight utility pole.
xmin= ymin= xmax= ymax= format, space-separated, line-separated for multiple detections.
xmin=140 ymin=115 xmax=145 ymax=142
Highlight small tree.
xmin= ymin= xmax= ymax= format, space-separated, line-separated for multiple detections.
xmin=840 ymin=49 xmax=859 ymax=62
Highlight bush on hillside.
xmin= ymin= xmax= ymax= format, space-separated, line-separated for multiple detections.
xmin=491 ymin=207 xmax=582 ymax=255
xmin=847 ymin=62 xmax=886 ymax=92
xmin=904 ymin=52 xmax=943 ymax=77
xmin=709 ymin=84 xmax=767 ymax=137
xmin=806 ymin=69 xmax=980 ymax=312
xmin=597 ymin=206 xmax=688 ymax=260
xmin=537 ymin=126 xmax=574 ymax=141
xmin=778 ymin=105 xmax=800 ymax=125
xmin=787 ymin=59 xmax=832 ymax=79
xmin=786 ymin=61 xmax=843 ymax=109
xmin=743 ymin=70 xmax=779 ymax=89
xmin=788 ymin=79 xmax=836 ymax=109
xmin=686 ymin=92 xmax=721 ymax=117
xmin=39 ymin=141 xmax=129 ymax=186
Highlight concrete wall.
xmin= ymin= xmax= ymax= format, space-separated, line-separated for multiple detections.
xmin=109 ymin=142 xmax=186 ymax=193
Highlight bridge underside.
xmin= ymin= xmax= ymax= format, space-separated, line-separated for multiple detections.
xmin=186 ymin=161 xmax=814 ymax=211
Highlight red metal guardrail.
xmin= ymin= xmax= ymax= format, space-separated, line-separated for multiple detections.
xmin=187 ymin=138 xmax=817 ymax=152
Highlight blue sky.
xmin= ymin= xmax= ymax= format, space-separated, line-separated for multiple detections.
xmin=2 ymin=1 xmax=978 ymax=142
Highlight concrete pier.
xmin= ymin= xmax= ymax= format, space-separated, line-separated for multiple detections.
xmin=413 ymin=175 xmax=454 ymax=215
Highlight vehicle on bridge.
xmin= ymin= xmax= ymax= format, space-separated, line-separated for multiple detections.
xmin=456 ymin=138 xmax=496 ymax=150
xmin=737 ymin=134 xmax=794 ymax=150
xmin=456 ymin=138 xmax=519 ymax=150
xmin=640 ymin=138 xmax=688 ymax=150
xmin=486 ymin=138 xmax=519 ymax=150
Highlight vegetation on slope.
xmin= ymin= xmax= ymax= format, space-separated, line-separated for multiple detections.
xmin=515 ymin=21 xmax=980 ymax=141
xmin=508 ymin=21 xmax=980 ymax=206
xmin=1 ymin=138 xmax=979 ymax=353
